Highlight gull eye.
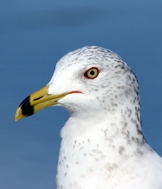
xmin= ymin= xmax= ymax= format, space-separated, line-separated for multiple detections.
xmin=84 ymin=67 xmax=100 ymax=79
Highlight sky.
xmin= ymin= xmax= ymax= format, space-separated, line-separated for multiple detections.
xmin=1 ymin=0 xmax=162 ymax=188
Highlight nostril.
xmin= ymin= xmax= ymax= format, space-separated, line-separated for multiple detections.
xmin=34 ymin=96 xmax=43 ymax=101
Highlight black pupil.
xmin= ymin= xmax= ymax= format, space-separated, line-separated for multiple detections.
xmin=90 ymin=70 xmax=95 ymax=75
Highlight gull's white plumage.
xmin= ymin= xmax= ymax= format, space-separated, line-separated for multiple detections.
xmin=47 ymin=46 xmax=162 ymax=189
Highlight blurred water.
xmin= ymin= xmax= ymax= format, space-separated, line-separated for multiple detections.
xmin=0 ymin=0 xmax=162 ymax=188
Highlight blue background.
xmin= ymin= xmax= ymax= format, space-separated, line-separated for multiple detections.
xmin=1 ymin=0 xmax=162 ymax=188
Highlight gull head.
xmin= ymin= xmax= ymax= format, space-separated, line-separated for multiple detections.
xmin=15 ymin=46 xmax=140 ymax=121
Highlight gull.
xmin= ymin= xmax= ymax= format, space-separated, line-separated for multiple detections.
xmin=15 ymin=46 xmax=162 ymax=189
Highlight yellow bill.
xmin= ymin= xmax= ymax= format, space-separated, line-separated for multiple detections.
xmin=15 ymin=86 xmax=68 ymax=121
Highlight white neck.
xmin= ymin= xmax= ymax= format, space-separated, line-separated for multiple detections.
xmin=56 ymin=103 xmax=147 ymax=189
